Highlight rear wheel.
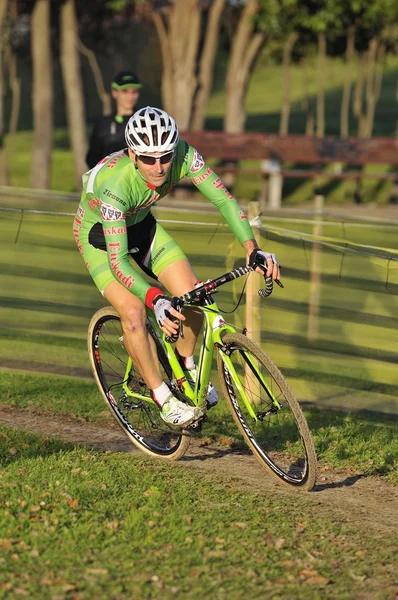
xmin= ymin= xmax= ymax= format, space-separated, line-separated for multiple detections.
xmin=217 ymin=333 xmax=317 ymax=491
xmin=88 ymin=306 xmax=190 ymax=460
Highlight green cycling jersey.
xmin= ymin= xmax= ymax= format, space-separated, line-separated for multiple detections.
xmin=74 ymin=140 xmax=254 ymax=303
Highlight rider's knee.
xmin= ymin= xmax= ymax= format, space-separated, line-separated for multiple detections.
xmin=121 ymin=303 xmax=146 ymax=335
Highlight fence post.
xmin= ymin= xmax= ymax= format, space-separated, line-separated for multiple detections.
xmin=258 ymin=169 xmax=269 ymax=213
xmin=246 ymin=201 xmax=262 ymax=404
xmin=307 ymin=194 xmax=324 ymax=341
xmin=266 ymin=157 xmax=283 ymax=210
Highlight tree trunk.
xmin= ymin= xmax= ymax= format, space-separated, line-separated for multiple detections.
xmin=191 ymin=0 xmax=226 ymax=131
xmin=0 ymin=0 xmax=8 ymax=185
xmin=316 ymin=31 xmax=326 ymax=138
xmin=364 ymin=38 xmax=384 ymax=138
xmin=340 ymin=25 xmax=355 ymax=138
xmin=31 ymin=0 xmax=53 ymax=189
xmin=5 ymin=45 xmax=21 ymax=182
xmin=169 ymin=0 xmax=201 ymax=128
xmin=389 ymin=80 xmax=398 ymax=203
xmin=301 ymin=59 xmax=314 ymax=136
xmin=79 ymin=41 xmax=111 ymax=115
xmin=354 ymin=52 xmax=367 ymax=136
xmin=224 ymin=0 xmax=266 ymax=133
xmin=279 ymin=31 xmax=298 ymax=135
xmin=153 ymin=0 xmax=201 ymax=129
xmin=152 ymin=8 xmax=174 ymax=114
xmin=60 ymin=0 xmax=88 ymax=189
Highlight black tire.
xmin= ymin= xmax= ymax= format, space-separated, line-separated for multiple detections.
xmin=88 ymin=306 xmax=190 ymax=460
xmin=217 ymin=333 xmax=317 ymax=491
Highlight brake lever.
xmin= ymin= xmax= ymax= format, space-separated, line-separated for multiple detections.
xmin=165 ymin=298 xmax=184 ymax=343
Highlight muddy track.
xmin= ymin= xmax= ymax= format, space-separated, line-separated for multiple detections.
xmin=0 ymin=405 xmax=397 ymax=538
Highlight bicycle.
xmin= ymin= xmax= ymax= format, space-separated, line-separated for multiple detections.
xmin=88 ymin=266 xmax=317 ymax=491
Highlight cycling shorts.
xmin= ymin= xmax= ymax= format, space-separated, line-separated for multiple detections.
xmin=79 ymin=213 xmax=187 ymax=294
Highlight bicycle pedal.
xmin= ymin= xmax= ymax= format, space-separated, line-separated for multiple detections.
xmin=187 ymin=413 xmax=208 ymax=432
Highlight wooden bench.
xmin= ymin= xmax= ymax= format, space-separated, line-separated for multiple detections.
xmin=180 ymin=131 xmax=398 ymax=208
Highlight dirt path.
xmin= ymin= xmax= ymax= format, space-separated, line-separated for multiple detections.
xmin=1 ymin=405 xmax=397 ymax=538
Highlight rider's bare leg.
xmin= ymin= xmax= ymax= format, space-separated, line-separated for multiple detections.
xmin=104 ymin=259 xmax=201 ymax=388
xmin=158 ymin=258 xmax=203 ymax=359
xmin=104 ymin=280 xmax=162 ymax=389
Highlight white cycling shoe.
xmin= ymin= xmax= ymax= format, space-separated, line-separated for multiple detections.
xmin=161 ymin=396 xmax=202 ymax=427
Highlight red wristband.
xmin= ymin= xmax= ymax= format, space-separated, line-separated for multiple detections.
xmin=145 ymin=287 xmax=164 ymax=309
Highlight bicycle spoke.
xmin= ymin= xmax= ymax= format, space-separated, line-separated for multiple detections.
xmin=218 ymin=333 xmax=316 ymax=490
xmin=89 ymin=310 xmax=188 ymax=458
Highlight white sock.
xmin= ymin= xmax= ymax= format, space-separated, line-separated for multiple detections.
xmin=176 ymin=350 xmax=196 ymax=371
xmin=183 ymin=355 xmax=196 ymax=370
xmin=151 ymin=382 xmax=171 ymax=407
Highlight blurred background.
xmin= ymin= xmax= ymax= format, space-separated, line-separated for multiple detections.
xmin=0 ymin=0 xmax=397 ymax=415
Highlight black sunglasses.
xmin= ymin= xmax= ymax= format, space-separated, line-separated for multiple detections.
xmin=137 ymin=151 xmax=174 ymax=166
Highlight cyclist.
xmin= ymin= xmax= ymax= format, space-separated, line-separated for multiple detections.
xmin=74 ymin=106 xmax=280 ymax=427
xmin=86 ymin=71 xmax=142 ymax=169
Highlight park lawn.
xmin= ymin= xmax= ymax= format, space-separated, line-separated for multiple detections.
xmin=0 ymin=427 xmax=396 ymax=599
xmin=0 ymin=370 xmax=396 ymax=484
xmin=208 ymin=53 xmax=398 ymax=136
xmin=0 ymin=208 xmax=397 ymax=414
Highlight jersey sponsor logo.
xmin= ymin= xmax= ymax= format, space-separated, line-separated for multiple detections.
xmin=161 ymin=183 xmax=176 ymax=197
xmin=106 ymin=151 xmax=125 ymax=169
xmin=125 ymin=193 xmax=158 ymax=215
xmin=108 ymin=241 xmax=121 ymax=264
xmin=73 ymin=217 xmax=84 ymax=257
xmin=151 ymin=247 xmax=165 ymax=264
xmin=77 ymin=204 xmax=85 ymax=218
xmin=100 ymin=202 xmax=125 ymax=222
xmin=212 ymin=177 xmax=235 ymax=200
xmin=87 ymin=197 xmax=100 ymax=211
xmin=103 ymin=189 xmax=126 ymax=206
xmin=73 ymin=216 xmax=82 ymax=231
xmin=110 ymin=260 xmax=135 ymax=289
xmin=239 ymin=208 xmax=248 ymax=220
xmin=87 ymin=155 xmax=120 ymax=193
xmin=103 ymin=226 xmax=127 ymax=236
xmin=192 ymin=167 xmax=213 ymax=185
xmin=189 ymin=149 xmax=205 ymax=174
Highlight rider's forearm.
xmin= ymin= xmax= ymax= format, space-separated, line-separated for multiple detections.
xmin=243 ymin=239 xmax=260 ymax=257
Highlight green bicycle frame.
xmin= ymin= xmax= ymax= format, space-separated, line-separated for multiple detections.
xmin=121 ymin=298 xmax=281 ymax=421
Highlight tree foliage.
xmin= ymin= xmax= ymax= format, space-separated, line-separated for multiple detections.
xmin=3 ymin=0 xmax=397 ymax=190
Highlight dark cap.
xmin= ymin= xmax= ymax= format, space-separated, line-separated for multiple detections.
xmin=112 ymin=71 xmax=142 ymax=90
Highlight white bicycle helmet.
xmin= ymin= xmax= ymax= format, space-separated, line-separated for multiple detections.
xmin=125 ymin=106 xmax=179 ymax=154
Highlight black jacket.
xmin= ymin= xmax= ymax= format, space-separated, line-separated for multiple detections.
xmin=86 ymin=113 xmax=133 ymax=169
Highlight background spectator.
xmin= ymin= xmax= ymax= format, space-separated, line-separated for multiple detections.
xmin=86 ymin=71 xmax=142 ymax=169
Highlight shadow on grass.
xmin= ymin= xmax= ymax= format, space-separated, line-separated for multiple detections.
xmin=206 ymin=67 xmax=398 ymax=138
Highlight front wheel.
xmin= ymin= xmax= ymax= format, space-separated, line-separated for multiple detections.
xmin=87 ymin=306 xmax=190 ymax=460
xmin=217 ymin=333 xmax=317 ymax=491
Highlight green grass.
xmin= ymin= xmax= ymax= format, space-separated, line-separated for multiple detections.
xmin=0 ymin=370 xmax=396 ymax=483
xmin=208 ymin=53 xmax=398 ymax=137
xmin=1 ymin=207 xmax=397 ymax=415
xmin=0 ymin=426 xmax=396 ymax=599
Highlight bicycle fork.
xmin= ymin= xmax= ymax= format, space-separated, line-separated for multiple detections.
xmin=218 ymin=345 xmax=282 ymax=422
